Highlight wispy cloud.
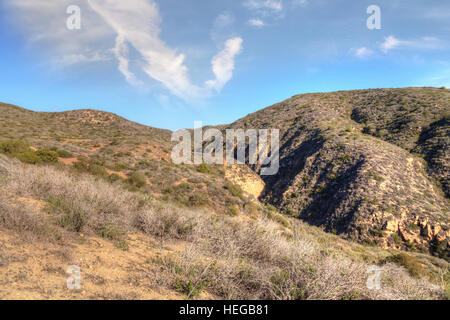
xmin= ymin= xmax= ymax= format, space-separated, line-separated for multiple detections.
xmin=244 ymin=0 xmax=308 ymax=27
xmin=205 ymin=38 xmax=243 ymax=92
xmin=244 ymin=0 xmax=283 ymax=13
xmin=248 ymin=19 xmax=265 ymax=27
xmin=380 ymin=36 xmax=402 ymax=52
xmin=244 ymin=0 xmax=284 ymax=23
xmin=380 ymin=35 xmax=444 ymax=53
xmin=5 ymin=0 xmax=243 ymax=100
xmin=351 ymin=35 xmax=446 ymax=59
xmin=113 ymin=34 xmax=142 ymax=86
xmin=351 ymin=47 xmax=374 ymax=59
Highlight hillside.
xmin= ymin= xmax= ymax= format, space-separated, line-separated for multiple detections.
xmin=225 ymin=87 xmax=449 ymax=259
xmin=0 ymin=103 xmax=257 ymax=217
xmin=0 ymin=87 xmax=449 ymax=300
xmin=0 ymin=154 xmax=448 ymax=299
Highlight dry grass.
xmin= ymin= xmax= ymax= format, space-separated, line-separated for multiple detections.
xmin=0 ymin=154 xmax=447 ymax=300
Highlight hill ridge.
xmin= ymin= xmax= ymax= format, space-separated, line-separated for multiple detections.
xmin=0 ymin=86 xmax=449 ymax=259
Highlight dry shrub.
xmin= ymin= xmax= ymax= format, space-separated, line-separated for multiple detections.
xmin=0 ymin=155 xmax=446 ymax=300
xmin=0 ymin=195 xmax=61 ymax=242
xmin=134 ymin=205 xmax=199 ymax=240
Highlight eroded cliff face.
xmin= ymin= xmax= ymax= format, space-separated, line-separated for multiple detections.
xmin=225 ymin=165 xmax=265 ymax=200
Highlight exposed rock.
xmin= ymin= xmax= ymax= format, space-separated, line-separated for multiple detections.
xmin=225 ymin=165 xmax=265 ymax=200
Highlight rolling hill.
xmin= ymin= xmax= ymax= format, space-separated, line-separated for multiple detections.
xmin=0 ymin=87 xmax=449 ymax=300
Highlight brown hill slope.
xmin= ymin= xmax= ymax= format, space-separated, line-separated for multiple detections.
xmin=0 ymin=103 xmax=260 ymax=217
xmin=0 ymin=155 xmax=447 ymax=300
xmin=225 ymin=87 xmax=449 ymax=259
xmin=1 ymin=87 xmax=449 ymax=260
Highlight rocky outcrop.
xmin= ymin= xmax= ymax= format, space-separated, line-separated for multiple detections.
xmin=225 ymin=165 xmax=265 ymax=200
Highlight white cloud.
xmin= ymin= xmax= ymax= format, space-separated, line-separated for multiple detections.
xmin=244 ymin=0 xmax=283 ymax=12
xmin=380 ymin=35 xmax=443 ymax=53
xmin=244 ymin=0 xmax=305 ymax=25
xmin=5 ymin=0 xmax=243 ymax=100
xmin=206 ymin=37 xmax=243 ymax=92
xmin=352 ymin=47 xmax=374 ymax=59
xmin=380 ymin=36 xmax=402 ymax=52
xmin=86 ymin=0 xmax=202 ymax=98
xmin=113 ymin=34 xmax=142 ymax=86
xmin=248 ymin=19 xmax=265 ymax=27
xmin=351 ymin=35 xmax=445 ymax=59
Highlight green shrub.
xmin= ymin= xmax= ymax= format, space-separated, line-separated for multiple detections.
xmin=188 ymin=193 xmax=208 ymax=207
xmin=48 ymin=196 xmax=85 ymax=233
xmin=375 ymin=129 xmax=389 ymax=138
xmin=178 ymin=182 xmax=194 ymax=191
xmin=338 ymin=154 xmax=352 ymax=162
xmin=196 ymin=163 xmax=213 ymax=174
xmin=366 ymin=171 xmax=384 ymax=182
xmin=391 ymin=233 xmax=402 ymax=244
xmin=228 ymin=205 xmax=240 ymax=216
xmin=56 ymin=150 xmax=73 ymax=158
xmin=362 ymin=125 xmax=374 ymax=134
xmin=87 ymin=164 xmax=108 ymax=178
xmin=114 ymin=239 xmax=129 ymax=251
xmin=175 ymin=278 xmax=205 ymax=299
xmin=224 ymin=181 xmax=243 ymax=198
xmin=98 ymin=223 xmax=125 ymax=241
xmin=431 ymin=239 xmax=449 ymax=261
xmin=17 ymin=150 xmax=42 ymax=164
xmin=110 ymin=163 xmax=127 ymax=171
xmin=128 ymin=172 xmax=147 ymax=188
xmin=384 ymin=253 xmax=426 ymax=278
xmin=274 ymin=214 xmax=291 ymax=229
xmin=0 ymin=140 xmax=29 ymax=155
xmin=108 ymin=173 xmax=122 ymax=183
xmin=0 ymin=141 xmax=62 ymax=165
xmin=36 ymin=149 xmax=59 ymax=163
xmin=73 ymin=159 xmax=89 ymax=171
xmin=98 ymin=224 xmax=129 ymax=250
xmin=270 ymin=269 xmax=302 ymax=299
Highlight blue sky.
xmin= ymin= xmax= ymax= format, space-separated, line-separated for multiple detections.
xmin=0 ymin=0 xmax=449 ymax=130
